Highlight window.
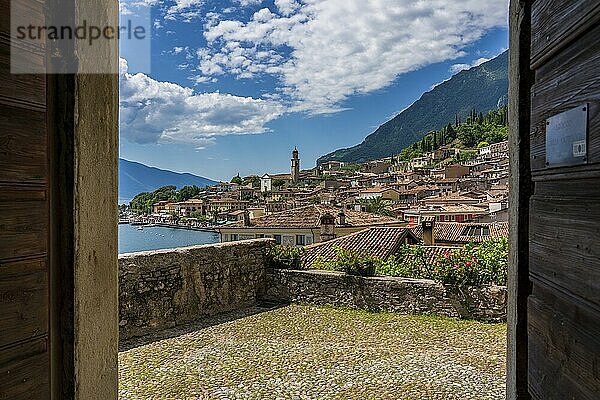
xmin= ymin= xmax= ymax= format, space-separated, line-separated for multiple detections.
xmin=231 ymin=234 xmax=238 ymax=241
xmin=223 ymin=234 xmax=229 ymax=241
xmin=305 ymin=235 xmax=313 ymax=245
xmin=296 ymin=235 xmax=305 ymax=246
xmin=274 ymin=234 xmax=282 ymax=244
xmin=255 ymin=234 xmax=265 ymax=238
xmin=462 ymin=226 xmax=490 ymax=236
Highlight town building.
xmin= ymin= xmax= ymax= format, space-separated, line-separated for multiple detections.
xmin=357 ymin=187 xmax=401 ymax=201
xmin=219 ymin=204 xmax=406 ymax=246
xmin=260 ymin=174 xmax=272 ymax=192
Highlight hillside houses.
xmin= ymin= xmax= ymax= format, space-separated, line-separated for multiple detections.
xmin=144 ymin=141 xmax=509 ymax=237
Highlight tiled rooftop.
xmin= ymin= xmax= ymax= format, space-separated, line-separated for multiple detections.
xmin=411 ymin=222 xmax=509 ymax=244
xmin=223 ymin=204 xmax=403 ymax=229
xmin=302 ymin=227 xmax=419 ymax=266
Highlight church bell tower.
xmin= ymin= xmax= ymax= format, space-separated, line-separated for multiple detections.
xmin=291 ymin=147 xmax=300 ymax=184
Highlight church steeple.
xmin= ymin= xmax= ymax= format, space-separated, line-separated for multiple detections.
xmin=291 ymin=147 xmax=300 ymax=183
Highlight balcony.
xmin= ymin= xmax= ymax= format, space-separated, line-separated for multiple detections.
xmin=118 ymin=240 xmax=506 ymax=399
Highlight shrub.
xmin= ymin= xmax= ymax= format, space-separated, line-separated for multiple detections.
xmin=313 ymin=247 xmax=377 ymax=277
xmin=376 ymin=245 xmax=436 ymax=279
xmin=267 ymin=245 xmax=306 ymax=270
xmin=311 ymin=239 xmax=508 ymax=287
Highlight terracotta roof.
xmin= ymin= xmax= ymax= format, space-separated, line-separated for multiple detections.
xmin=421 ymin=194 xmax=483 ymax=204
xmin=404 ymin=204 xmax=488 ymax=214
xmin=411 ymin=222 xmax=509 ymax=243
xmin=435 ymin=178 xmax=460 ymax=183
xmin=359 ymin=187 xmax=398 ymax=193
xmin=400 ymin=186 xmax=436 ymax=195
xmin=222 ymin=204 xmax=403 ymax=229
xmin=303 ymin=227 xmax=420 ymax=266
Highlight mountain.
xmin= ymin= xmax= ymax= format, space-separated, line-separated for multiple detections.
xmin=119 ymin=159 xmax=217 ymax=203
xmin=318 ymin=50 xmax=508 ymax=164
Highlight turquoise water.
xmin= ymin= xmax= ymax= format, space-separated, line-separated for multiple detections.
xmin=119 ymin=224 xmax=220 ymax=254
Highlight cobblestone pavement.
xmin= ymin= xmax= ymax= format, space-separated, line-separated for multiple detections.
xmin=119 ymin=304 xmax=506 ymax=400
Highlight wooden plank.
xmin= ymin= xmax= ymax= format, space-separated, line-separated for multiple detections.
xmin=530 ymin=23 xmax=600 ymax=171
xmin=530 ymin=0 xmax=600 ymax=69
xmin=0 ymin=185 xmax=46 ymax=202
xmin=0 ymin=339 xmax=49 ymax=400
xmin=0 ymin=0 xmax=45 ymax=38
xmin=0 ymin=103 xmax=47 ymax=183
xmin=0 ymin=42 xmax=45 ymax=108
xmin=0 ymin=196 xmax=47 ymax=260
xmin=527 ymin=284 xmax=600 ymax=399
xmin=0 ymin=258 xmax=48 ymax=348
xmin=529 ymin=194 xmax=600 ymax=310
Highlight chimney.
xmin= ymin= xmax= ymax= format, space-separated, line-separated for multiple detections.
xmin=319 ymin=213 xmax=336 ymax=242
xmin=243 ymin=210 xmax=251 ymax=227
xmin=421 ymin=216 xmax=435 ymax=245
xmin=338 ymin=208 xmax=346 ymax=225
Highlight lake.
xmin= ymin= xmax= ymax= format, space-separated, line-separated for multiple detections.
xmin=119 ymin=224 xmax=220 ymax=254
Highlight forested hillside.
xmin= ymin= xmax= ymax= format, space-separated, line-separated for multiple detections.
xmin=318 ymin=51 xmax=508 ymax=164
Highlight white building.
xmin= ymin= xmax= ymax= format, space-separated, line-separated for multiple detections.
xmin=260 ymin=174 xmax=272 ymax=192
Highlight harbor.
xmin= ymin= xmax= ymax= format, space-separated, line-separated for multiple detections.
xmin=118 ymin=223 xmax=220 ymax=254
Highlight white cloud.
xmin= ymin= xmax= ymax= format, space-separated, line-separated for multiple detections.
xmin=199 ymin=0 xmax=508 ymax=114
xmin=233 ymin=0 xmax=263 ymax=6
xmin=274 ymin=0 xmax=299 ymax=16
xmin=450 ymin=57 xmax=492 ymax=73
xmin=119 ymin=58 xmax=284 ymax=146
xmin=164 ymin=0 xmax=205 ymax=20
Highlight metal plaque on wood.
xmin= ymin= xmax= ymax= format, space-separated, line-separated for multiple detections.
xmin=545 ymin=104 xmax=588 ymax=167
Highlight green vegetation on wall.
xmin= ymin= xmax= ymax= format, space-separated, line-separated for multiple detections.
xmin=312 ymin=238 xmax=508 ymax=287
xmin=129 ymin=185 xmax=205 ymax=213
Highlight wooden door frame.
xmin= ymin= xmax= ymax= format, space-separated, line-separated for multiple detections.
xmin=38 ymin=0 xmax=538 ymax=398
xmin=508 ymin=1 xmax=534 ymax=399
xmin=46 ymin=0 xmax=120 ymax=397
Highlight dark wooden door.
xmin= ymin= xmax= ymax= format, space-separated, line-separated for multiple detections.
xmin=527 ymin=0 xmax=600 ymax=398
xmin=0 ymin=0 xmax=51 ymax=397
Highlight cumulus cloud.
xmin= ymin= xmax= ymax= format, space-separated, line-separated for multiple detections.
xmin=199 ymin=0 xmax=508 ymax=114
xmin=119 ymin=58 xmax=284 ymax=146
xmin=164 ymin=0 xmax=206 ymax=20
xmin=450 ymin=57 xmax=492 ymax=73
xmin=233 ymin=0 xmax=264 ymax=6
xmin=274 ymin=0 xmax=299 ymax=16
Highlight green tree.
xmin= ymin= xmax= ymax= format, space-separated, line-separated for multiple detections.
xmin=231 ymin=174 xmax=243 ymax=185
xmin=176 ymin=185 xmax=201 ymax=201
xmin=243 ymin=175 xmax=260 ymax=187
xmin=272 ymin=179 xmax=286 ymax=189
xmin=169 ymin=211 xmax=181 ymax=223
xmin=359 ymin=197 xmax=394 ymax=216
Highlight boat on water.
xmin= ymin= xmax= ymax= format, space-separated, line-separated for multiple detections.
xmin=137 ymin=226 xmax=144 ymax=230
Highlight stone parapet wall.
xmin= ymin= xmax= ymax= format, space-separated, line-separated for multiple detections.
xmin=119 ymin=241 xmax=506 ymax=341
xmin=263 ymin=269 xmax=507 ymax=322
xmin=119 ymin=239 xmax=273 ymax=340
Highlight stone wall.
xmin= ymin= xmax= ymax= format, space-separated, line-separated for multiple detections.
xmin=119 ymin=239 xmax=273 ymax=339
xmin=263 ymin=269 xmax=507 ymax=322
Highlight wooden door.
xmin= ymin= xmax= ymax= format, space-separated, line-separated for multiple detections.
xmin=0 ymin=0 xmax=51 ymax=397
xmin=527 ymin=0 xmax=600 ymax=398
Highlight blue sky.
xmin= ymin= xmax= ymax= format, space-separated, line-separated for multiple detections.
xmin=119 ymin=0 xmax=508 ymax=182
